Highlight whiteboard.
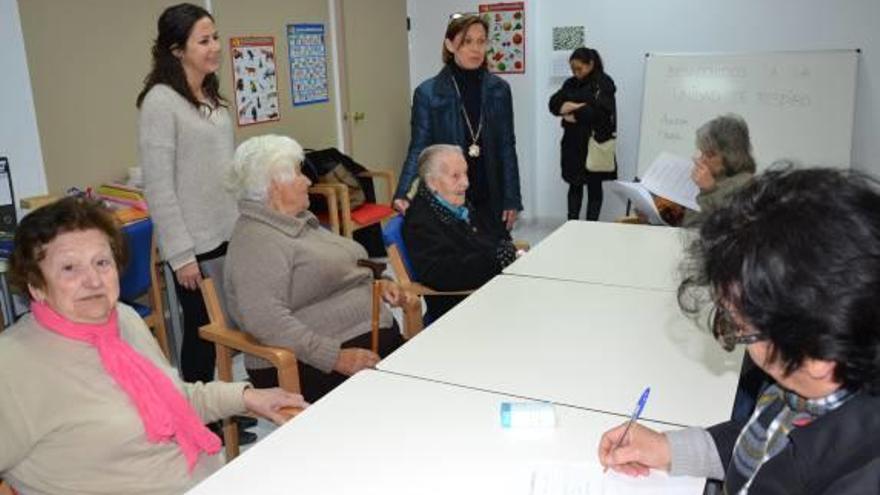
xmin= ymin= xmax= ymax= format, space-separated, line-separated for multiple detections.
xmin=636 ymin=50 xmax=858 ymax=176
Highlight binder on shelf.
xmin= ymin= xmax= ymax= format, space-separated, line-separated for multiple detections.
xmin=0 ymin=157 xmax=17 ymax=235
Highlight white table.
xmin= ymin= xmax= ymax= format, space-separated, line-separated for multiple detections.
xmin=504 ymin=221 xmax=694 ymax=291
xmin=188 ymin=370 xmax=704 ymax=494
xmin=379 ymin=275 xmax=743 ymax=427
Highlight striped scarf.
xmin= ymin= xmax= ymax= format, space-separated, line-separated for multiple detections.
xmin=724 ymin=383 xmax=854 ymax=494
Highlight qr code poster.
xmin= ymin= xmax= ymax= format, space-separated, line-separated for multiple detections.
xmin=552 ymin=26 xmax=585 ymax=51
xmin=230 ymin=36 xmax=280 ymax=126
xmin=479 ymin=2 xmax=525 ymax=74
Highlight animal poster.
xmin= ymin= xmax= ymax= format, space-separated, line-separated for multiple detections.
xmin=479 ymin=2 xmax=525 ymax=74
xmin=230 ymin=36 xmax=280 ymax=126
xmin=287 ymin=23 xmax=330 ymax=106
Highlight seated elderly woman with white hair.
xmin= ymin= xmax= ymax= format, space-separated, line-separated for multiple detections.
xmin=224 ymin=134 xmax=410 ymax=403
xmin=403 ymin=144 xmax=521 ymax=323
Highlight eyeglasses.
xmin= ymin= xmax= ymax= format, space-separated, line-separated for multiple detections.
xmin=712 ymin=305 xmax=768 ymax=352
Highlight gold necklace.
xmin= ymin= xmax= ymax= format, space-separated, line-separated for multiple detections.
xmin=450 ymin=76 xmax=483 ymax=158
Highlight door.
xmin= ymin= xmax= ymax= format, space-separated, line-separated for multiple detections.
xmin=337 ymin=0 xmax=411 ymax=203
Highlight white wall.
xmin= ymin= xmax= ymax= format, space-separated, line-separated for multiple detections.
xmin=406 ymin=0 xmax=538 ymax=221
xmin=0 ymin=0 xmax=48 ymax=213
xmin=408 ymin=0 xmax=880 ymax=223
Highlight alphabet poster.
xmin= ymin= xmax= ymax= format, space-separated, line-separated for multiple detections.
xmin=479 ymin=2 xmax=525 ymax=74
xmin=230 ymin=36 xmax=280 ymax=126
xmin=287 ymin=23 xmax=330 ymax=106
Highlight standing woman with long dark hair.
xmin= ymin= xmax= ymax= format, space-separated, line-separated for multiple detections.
xmin=548 ymin=47 xmax=617 ymax=220
xmin=394 ymin=14 xmax=522 ymax=234
xmin=136 ymin=4 xmax=237 ymax=388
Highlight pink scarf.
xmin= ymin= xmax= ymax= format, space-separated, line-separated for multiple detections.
xmin=32 ymin=301 xmax=221 ymax=472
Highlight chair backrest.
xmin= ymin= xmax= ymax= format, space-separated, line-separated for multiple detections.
xmin=118 ymin=218 xmax=153 ymax=301
xmin=381 ymin=215 xmax=415 ymax=279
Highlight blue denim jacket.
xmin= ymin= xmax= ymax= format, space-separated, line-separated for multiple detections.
xmin=395 ymin=65 xmax=523 ymax=215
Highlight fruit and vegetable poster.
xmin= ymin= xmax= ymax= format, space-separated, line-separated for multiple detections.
xmin=287 ymin=23 xmax=330 ymax=107
xmin=230 ymin=36 xmax=280 ymax=126
xmin=479 ymin=2 xmax=525 ymax=74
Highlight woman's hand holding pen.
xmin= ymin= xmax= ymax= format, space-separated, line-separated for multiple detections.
xmin=598 ymin=422 xmax=671 ymax=477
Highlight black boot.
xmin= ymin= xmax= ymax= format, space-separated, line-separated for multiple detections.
xmin=208 ymin=421 xmax=258 ymax=446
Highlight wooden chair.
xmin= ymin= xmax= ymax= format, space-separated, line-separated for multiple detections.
xmin=382 ymin=215 xmax=474 ymax=337
xmin=616 ymin=215 xmax=645 ymax=224
xmin=307 ymin=184 xmax=341 ymax=235
xmin=324 ymin=168 xmax=398 ymax=238
xmin=198 ymin=278 xmax=303 ymax=461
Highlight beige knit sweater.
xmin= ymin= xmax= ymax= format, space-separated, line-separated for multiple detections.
xmin=225 ymin=200 xmax=392 ymax=373
xmin=0 ymin=303 xmax=248 ymax=495
xmin=138 ymin=84 xmax=238 ymax=269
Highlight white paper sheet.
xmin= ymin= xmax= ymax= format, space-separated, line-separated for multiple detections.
xmin=530 ymin=462 xmax=703 ymax=495
xmin=606 ymin=181 xmax=667 ymax=226
xmin=640 ymin=152 xmax=701 ymax=212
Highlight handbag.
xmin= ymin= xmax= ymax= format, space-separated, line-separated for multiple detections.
xmin=585 ymin=83 xmax=617 ymax=173
xmin=586 ymin=135 xmax=616 ymax=172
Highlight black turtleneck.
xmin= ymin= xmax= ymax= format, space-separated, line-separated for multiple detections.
xmin=449 ymin=63 xmax=489 ymax=206
xmin=450 ymin=63 xmax=483 ymax=132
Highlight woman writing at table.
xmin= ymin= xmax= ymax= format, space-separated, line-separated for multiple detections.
xmin=394 ymin=14 xmax=522 ymax=234
xmin=0 ymin=197 xmax=304 ymax=494
xmin=599 ymin=168 xmax=880 ymax=493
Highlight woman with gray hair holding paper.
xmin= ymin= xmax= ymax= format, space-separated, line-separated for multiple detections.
xmin=224 ymin=134 xmax=411 ymax=403
xmin=682 ymin=113 xmax=756 ymax=225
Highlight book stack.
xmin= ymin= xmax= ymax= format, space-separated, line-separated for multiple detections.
xmin=96 ymin=183 xmax=150 ymax=224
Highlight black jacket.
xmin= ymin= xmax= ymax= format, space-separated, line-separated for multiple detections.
xmin=708 ymin=392 xmax=880 ymax=494
xmin=548 ymin=71 xmax=617 ymax=184
xmin=403 ymin=185 xmax=516 ymax=322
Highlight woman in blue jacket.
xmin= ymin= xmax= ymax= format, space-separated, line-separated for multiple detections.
xmin=393 ymin=14 xmax=522 ymax=234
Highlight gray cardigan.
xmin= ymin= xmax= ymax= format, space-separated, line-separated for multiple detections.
xmin=225 ymin=200 xmax=392 ymax=372
xmin=138 ymin=84 xmax=238 ymax=269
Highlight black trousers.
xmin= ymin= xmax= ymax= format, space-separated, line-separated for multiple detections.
xmin=567 ymin=178 xmax=605 ymax=221
xmin=247 ymin=322 xmax=405 ymax=403
xmin=171 ymin=243 xmax=227 ymax=383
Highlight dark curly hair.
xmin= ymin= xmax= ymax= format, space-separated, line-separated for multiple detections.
xmin=135 ymin=3 xmax=226 ymax=110
xmin=9 ymin=197 xmax=126 ymax=299
xmin=678 ymin=166 xmax=880 ymax=394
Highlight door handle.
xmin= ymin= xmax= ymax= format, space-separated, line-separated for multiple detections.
xmin=353 ymin=111 xmax=366 ymax=122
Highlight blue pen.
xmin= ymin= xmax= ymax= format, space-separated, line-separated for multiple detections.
xmin=606 ymin=387 xmax=651 ymax=470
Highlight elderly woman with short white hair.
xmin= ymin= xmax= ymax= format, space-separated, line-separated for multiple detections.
xmin=224 ymin=134 xmax=409 ymax=403
xmin=403 ymin=144 xmax=520 ymax=323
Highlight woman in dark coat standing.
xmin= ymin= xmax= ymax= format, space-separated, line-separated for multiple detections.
xmin=394 ymin=14 xmax=522 ymax=235
xmin=548 ymin=47 xmax=617 ymax=220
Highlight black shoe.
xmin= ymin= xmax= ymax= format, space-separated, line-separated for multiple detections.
xmin=208 ymin=422 xmax=258 ymax=446
xmin=235 ymin=430 xmax=258 ymax=446
xmin=233 ymin=415 xmax=258 ymax=429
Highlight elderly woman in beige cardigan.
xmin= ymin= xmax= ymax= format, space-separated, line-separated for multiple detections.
xmin=224 ymin=134 xmax=410 ymax=403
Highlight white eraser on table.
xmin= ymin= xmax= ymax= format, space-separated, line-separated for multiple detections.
xmin=500 ymin=401 xmax=556 ymax=428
